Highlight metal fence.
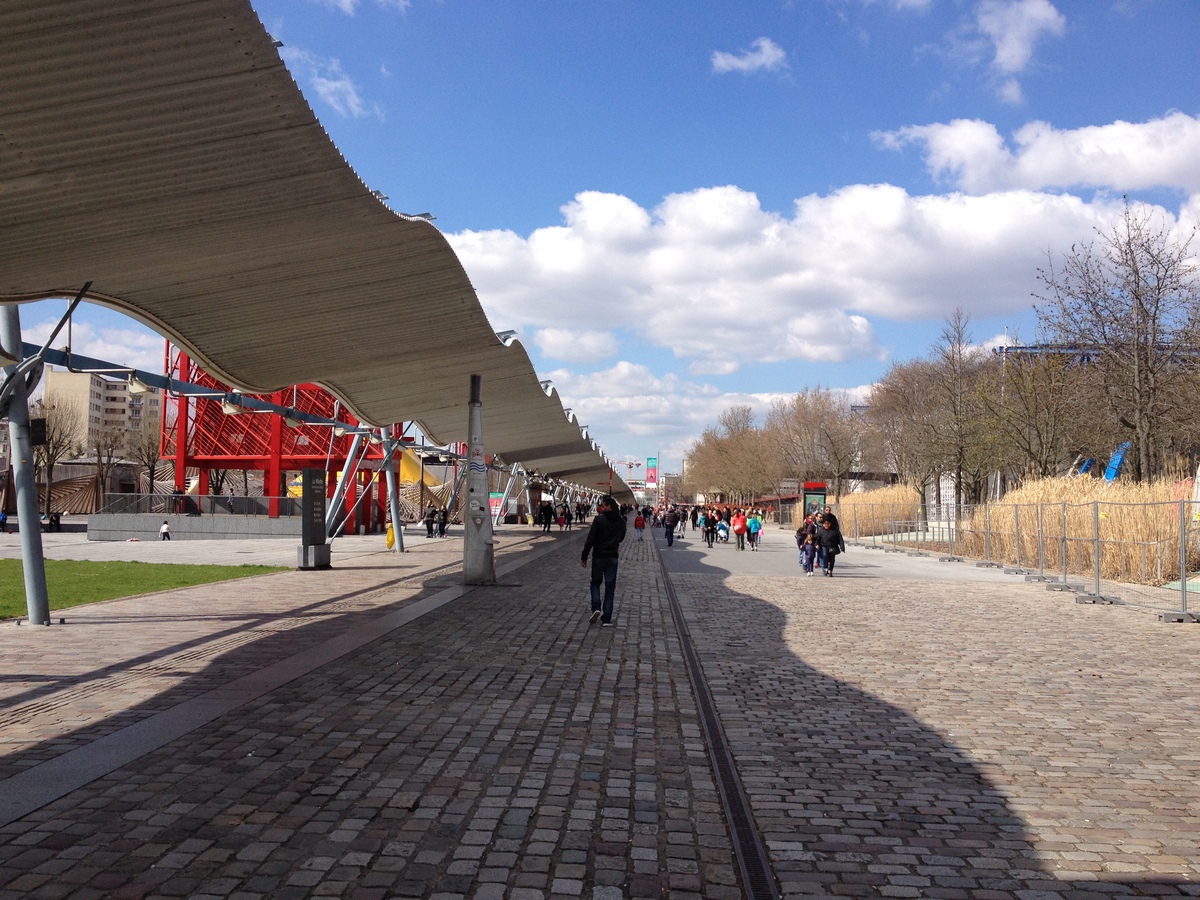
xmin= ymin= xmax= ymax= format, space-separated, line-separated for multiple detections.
xmin=98 ymin=493 xmax=302 ymax=518
xmin=832 ymin=499 xmax=1200 ymax=621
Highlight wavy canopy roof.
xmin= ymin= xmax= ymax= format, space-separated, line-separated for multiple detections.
xmin=0 ymin=0 xmax=628 ymax=501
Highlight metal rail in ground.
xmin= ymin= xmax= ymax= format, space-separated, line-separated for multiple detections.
xmin=653 ymin=544 xmax=781 ymax=900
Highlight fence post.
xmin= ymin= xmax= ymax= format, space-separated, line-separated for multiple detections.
xmin=1061 ymin=502 xmax=1069 ymax=587
xmin=1093 ymin=501 xmax=1102 ymax=596
xmin=1181 ymin=499 xmax=1189 ymax=615
xmin=1037 ymin=503 xmax=1046 ymax=580
xmin=947 ymin=505 xmax=956 ymax=560
xmin=1013 ymin=505 xmax=1022 ymax=572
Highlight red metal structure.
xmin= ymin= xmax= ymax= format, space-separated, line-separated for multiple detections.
xmin=162 ymin=347 xmax=401 ymax=531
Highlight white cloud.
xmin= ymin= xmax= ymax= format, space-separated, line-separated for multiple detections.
xmin=937 ymin=1 xmax=1065 ymax=102
xmin=877 ymin=112 xmax=1200 ymax=194
xmin=314 ymin=0 xmax=411 ymax=13
xmin=996 ymin=77 xmax=1023 ymax=105
xmin=544 ymin=361 xmax=792 ymax=464
xmin=976 ymin=0 xmax=1066 ymax=75
xmin=450 ymin=182 xmax=1149 ymax=368
xmin=280 ymin=48 xmax=381 ymax=119
xmin=711 ymin=37 xmax=788 ymax=75
xmin=22 ymin=316 xmax=167 ymax=374
xmin=533 ymin=328 xmax=618 ymax=363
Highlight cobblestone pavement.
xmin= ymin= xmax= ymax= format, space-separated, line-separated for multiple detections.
xmin=667 ymin=542 xmax=1200 ymax=898
xmin=0 ymin=531 xmax=739 ymax=899
xmin=1 ymin=527 xmax=1199 ymax=898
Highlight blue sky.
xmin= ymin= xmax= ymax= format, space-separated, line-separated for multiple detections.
xmin=22 ymin=0 xmax=1200 ymax=479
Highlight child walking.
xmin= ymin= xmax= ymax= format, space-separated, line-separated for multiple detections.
xmin=800 ymin=533 xmax=817 ymax=576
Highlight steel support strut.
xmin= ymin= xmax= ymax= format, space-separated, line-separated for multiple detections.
xmin=1 ymin=305 xmax=50 ymax=625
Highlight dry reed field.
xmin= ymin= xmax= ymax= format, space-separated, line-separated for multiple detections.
xmin=828 ymin=479 xmax=1200 ymax=588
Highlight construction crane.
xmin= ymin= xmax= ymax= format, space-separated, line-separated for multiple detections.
xmin=621 ymin=459 xmax=643 ymax=485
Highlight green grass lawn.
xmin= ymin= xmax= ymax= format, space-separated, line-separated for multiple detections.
xmin=0 ymin=559 xmax=287 ymax=619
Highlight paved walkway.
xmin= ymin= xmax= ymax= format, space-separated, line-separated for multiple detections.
xmin=0 ymin=526 xmax=1197 ymax=898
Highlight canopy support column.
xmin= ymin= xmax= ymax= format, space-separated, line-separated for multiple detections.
xmin=383 ymin=431 xmax=405 ymax=553
xmin=463 ymin=375 xmax=495 ymax=585
xmin=0 ymin=305 xmax=50 ymax=625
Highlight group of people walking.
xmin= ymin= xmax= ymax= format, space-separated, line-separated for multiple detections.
xmin=630 ymin=503 xmax=770 ymax=551
xmin=577 ymin=496 xmax=848 ymax=631
xmin=537 ymin=499 xmax=593 ymax=532
xmin=795 ymin=506 xmax=845 ymax=576
xmin=422 ymin=504 xmax=450 ymax=538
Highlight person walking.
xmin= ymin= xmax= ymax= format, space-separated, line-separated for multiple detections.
xmin=663 ymin=505 xmax=680 ymax=547
xmin=747 ymin=509 xmax=762 ymax=550
xmin=815 ymin=518 xmax=845 ymax=576
xmin=436 ymin=506 xmax=449 ymax=538
xmin=159 ymin=520 xmax=172 ymax=541
xmin=633 ymin=511 xmax=645 ymax=542
xmin=581 ymin=496 xmax=627 ymax=626
xmin=423 ymin=503 xmax=437 ymax=538
xmin=798 ymin=533 xmax=818 ymax=575
xmin=731 ymin=509 xmax=748 ymax=551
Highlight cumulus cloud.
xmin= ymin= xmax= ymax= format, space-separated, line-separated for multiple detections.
xmin=939 ymin=0 xmax=1065 ymax=102
xmin=280 ymin=48 xmax=381 ymax=119
xmin=450 ymin=182 xmax=1145 ymax=369
xmin=314 ymin=0 xmax=411 ymax=13
xmin=22 ymin=315 xmax=167 ymax=374
xmin=711 ymin=37 xmax=788 ymax=75
xmin=314 ymin=0 xmax=358 ymax=13
xmin=533 ymin=328 xmax=618 ymax=363
xmin=544 ymin=362 xmax=792 ymax=463
xmin=976 ymin=0 xmax=1066 ymax=75
xmin=876 ymin=112 xmax=1200 ymax=194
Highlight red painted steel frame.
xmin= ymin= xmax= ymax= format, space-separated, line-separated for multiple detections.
xmin=161 ymin=346 xmax=398 ymax=525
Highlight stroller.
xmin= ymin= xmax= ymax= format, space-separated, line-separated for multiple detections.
xmin=716 ymin=520 xmax=730 ymax=543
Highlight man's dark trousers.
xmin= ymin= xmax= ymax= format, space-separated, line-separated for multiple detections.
xmin=590 ymin=557 xmax=619 ymax=623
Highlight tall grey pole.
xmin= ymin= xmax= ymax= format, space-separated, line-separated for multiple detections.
xmin=463 ymin=375 xmax=496 ymax=585
xmin=1 ymin=305 xmax=51 ymax=625
xmin=325 ymin=432 xmax=363 ymax=536
xmin=383 ymin=432 xmax=405 ymax=553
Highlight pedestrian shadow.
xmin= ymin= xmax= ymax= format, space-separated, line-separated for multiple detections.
xmin=657 ymin=539 xmax=1195 ymax=898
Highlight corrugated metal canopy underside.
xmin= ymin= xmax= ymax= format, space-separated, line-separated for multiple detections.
xmin=0 ymin=0 xmax=629 ymax=501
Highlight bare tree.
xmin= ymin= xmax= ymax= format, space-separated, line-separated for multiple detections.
xmin=979 ymin=346 xmax=1096 ymax=482
xmin=866 ymin=360 xmax=943 ymax=497
xmin=93 ymin=425 xmax=127 ymax=510
xmin=31 ymin=393 xmax=84 ymax=514
xmin=766 ymin=388 xmax=862 ymax=499
xmin=927 ymin=309 xmax=994 ymax=505
xmin=127 ymin=414 xmax=163 ymax=493
xmin=1036 ymin=204 xmax=1200 ymax=481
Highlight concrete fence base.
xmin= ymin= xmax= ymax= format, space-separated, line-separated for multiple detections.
xmin=87 ymin=513 xmax=303 ymax=542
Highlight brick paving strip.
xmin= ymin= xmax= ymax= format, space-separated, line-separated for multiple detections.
xmin=0 ymin=532 xmax=742 ymax=898
xmin=0 ymin=533 xmax=564 ymax=825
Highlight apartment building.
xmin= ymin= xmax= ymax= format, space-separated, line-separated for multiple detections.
xmin=40 ymin=367 xmax=162 ymax=450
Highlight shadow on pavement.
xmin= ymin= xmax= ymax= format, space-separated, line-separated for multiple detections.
xmin=658 ymin=528 xmax=1196 ymax=898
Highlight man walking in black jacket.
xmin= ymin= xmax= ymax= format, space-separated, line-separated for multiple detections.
xmin=581 ymin=495 xmax=627 ymax=626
